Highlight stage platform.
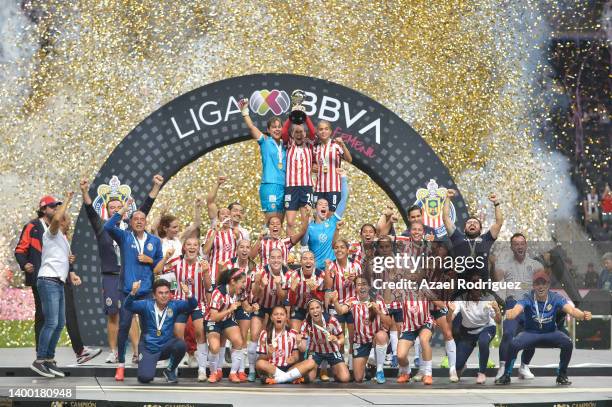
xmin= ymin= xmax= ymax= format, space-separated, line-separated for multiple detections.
xmin=0 ymin=347 xmax=611 ymax=407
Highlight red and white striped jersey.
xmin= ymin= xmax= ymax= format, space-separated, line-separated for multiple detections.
xmin=171 ymin=258 xmax=206 ymax=311
xmin=425 ymin=268 xmax=453 ymax=306
xmin=204 ymin=228 xmax=237 ymax=284
xmin=162 ymin=237 xmax=182 ymax=273
xmin=395 ymin=235 xmax=430 ymax=259
xmin=300 ymin=316 xmax=342 ymax=354
xmin=286 ymin=139 xmax=314 ymax=187
xmin=250 ymin=265 xmax=288 ymax=309
xmin=257 ymin=328 xmax=298 ymax=367
xmin=350 ymin=241 xmax=375 ymax=268
xmin=382 ymin=262 xmax=409 ymax=310
xmin=401 ymin=290 xmax=432 ymax=332
xmin=343 ymin=297 xmax=387 ymax=344
xmin=205 ymin=284 xmax=237 ymax=322
xmin=259 ymin=237 xmax=293 ymax=266
xmin=227 ymin=257 xmax=257 ymax=302
xmin=313 ymin=141 xmax=344 ymax=193
xmin=329 ymin=260 xmax=362 ymax=302
xmin=287 ymin=268 xmax=325 ymax=309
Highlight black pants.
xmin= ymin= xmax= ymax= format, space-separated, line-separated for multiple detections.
xmin=31 ymin=283 xmax=84 ymax=354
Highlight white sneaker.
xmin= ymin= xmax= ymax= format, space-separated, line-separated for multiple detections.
xmin=188 ymin=354 xmax=198 ymax=368
xmin=384 ymin=354 xmax=392 ymax=367
xmin=198 ymin=369 xmax=208 ymax=382
xmin=449 ymin=367 xmax=459 ymax=383
xmin=495 ymin=361 xmax=506 ymax=380
xmin=412 ymin=370 xmax=424 ymax=382
xmin=518 ymin=364 xmax=535 ymax=380
xmin=156 ymin=359 xmax=169 ymax=368
xmin=180 ymin=354 xmax=189 ymax=367
xmin=105 ymin=351 xmax=118 ymax=364
xmin=476 ymin=372 xmax=486 ymax=384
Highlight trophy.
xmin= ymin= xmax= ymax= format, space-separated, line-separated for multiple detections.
xmin=289 ymin=89 xmax=307 ymax=124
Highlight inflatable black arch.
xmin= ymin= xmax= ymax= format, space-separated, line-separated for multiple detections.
xmin=71 ymin=73 xmax=468 ymax=344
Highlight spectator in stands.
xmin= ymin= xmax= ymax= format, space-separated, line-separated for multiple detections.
xmin=583 ymin=262 xmax=599 ymax=289
xmin=584 ymin=186 xmax=599 ymax=225
xmin=597 ymin=252 xmax=612 ymax=291
xmin=601 ymin=184 xmax=612 ymax=229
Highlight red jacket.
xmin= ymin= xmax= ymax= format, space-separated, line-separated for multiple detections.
xmin=14 ymin=218 xmax=46 ymax=286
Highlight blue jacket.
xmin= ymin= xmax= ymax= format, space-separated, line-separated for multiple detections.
xmin=103 ymin=212 xmax=163 ymax=295
xmin=125 ymin=295 xmax=197 ymax=353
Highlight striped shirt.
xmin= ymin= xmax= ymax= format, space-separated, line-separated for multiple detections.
xmin=204 ymin=228 xmax=237 ymax=284
xmin=172 ymin=258 xmax=206 ymax=311
xmin=329 ymin=260 xmax=362 ymax=302
xmin=161 ymin=237 xmax=182 ymax=273
xmin=401 ymin=291 xmax=432 ymax=332
xmin=286 ymin=140 xmax=314 ymax=187
xmin=343 ymin=297 xmax=387 ymax=345
xmin=313 ymin=141 xmax=344 ymax=192
xmin=350 ymin=241 xmax=375 ymax=268
xmin=227 ymin=257 xmax=256 ymax=302
xmin=287 ymin=268 xmax=325 ymax=309
xmin=251 ymin=265 xmax=288 ymax=309
xmin=206 ymin=284 xmax=237 ymax=322
xmin=257 ymin=328 xmax=298 ymax=367
xmin=300 ymin=316 xmax=342 ymax=354
xmin=259 ymin=237 xmax=293 ymax=266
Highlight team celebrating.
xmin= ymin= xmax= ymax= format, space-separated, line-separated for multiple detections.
xmin=18 ymin=96 xmax=592 ymax=387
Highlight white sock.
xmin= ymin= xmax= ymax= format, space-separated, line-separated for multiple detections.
xmin=348 ymin=354 xmax=353 ymax=370
xmin=414 ymin=337 xmax=422 ymax=360
xmin=208 ymin=352 xmax=219 ymax=374
xmin=368 ymin=348 xmax=376 ymax=362
xmin=247 ymin=341 xmax=258 ymax=370
xmin=239 ymin=349 xmax=247 ymax=373
xmin=285 ymin=367 xmax=302 ymax=382
xmin=399 ymin=363 xmax=410 ymax=374
xmin=445 ymin=340 xmax=457 ymax=369
xmin=375 ymin=344 xmax=387 ymax=372
xmin=230 ymin=349 xmax=243 ymax=373
xmin=273 ymin=367 xmax=287 ymax=381
xmin=422 ymin=359 xmax=432 ymax=376
xmin=196 ymin=343 xmax=208 ymax=372
xmin=390 ymin=331 xmax=398 ymax=356
xmin=217 ymin=346 xmax=225 ymax=370
xmin=320 ymin=360 xmax=329 ymax=371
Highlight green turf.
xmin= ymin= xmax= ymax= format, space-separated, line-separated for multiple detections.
xmin=0 ymin=320 xmax=71 ymax=348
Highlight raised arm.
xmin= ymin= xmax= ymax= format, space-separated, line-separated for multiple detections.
xmin=49 ymin=192 xmax=74 ymax=235
xmin=487 ymin=193 xmax=503 ymax=239
xmin=376 ymin=206 xmax=394 ymax=236
xmin=139 ymin=174 xmax=164 ymax=216
xmin=202 ymin=229 xmax=216 ymax=257
xmin=239 ymin=98 xmax=264 ymax=140
xmin=104 ymin=198 xmax=133 ymax=242
xmin=290 ymin=206 xmax=311 ymax=245
xmin=80 ymin=179 xmax=104 ymax=237
xmin=442 ymin=189 xmax=457 ymax=236
xmin=180 ymin=197 xmax=203 ymax=241
xmin=206 ymin=176 xmax=225 ymax=224
xmin=335 ymin=137 xmax=352 ymax=163
xmin=334 ymin=174 xmax=349 ymax=218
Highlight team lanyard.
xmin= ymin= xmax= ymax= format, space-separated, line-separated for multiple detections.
xmin=533 ymin=293 xmax=549 ymax=329
xmin=154 ymin=303 xmax=168 ymax=337
xmin=132 ymin=232 xmax=145 ymax=255
xmin=321 ymin=141 xmax=330 ymax=173
xmin=274 ymin=139 xmax=283 ymax=170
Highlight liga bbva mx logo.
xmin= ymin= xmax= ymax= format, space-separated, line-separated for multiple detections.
xmin=92 ymin=175 xmax=137 ymax=219
xmin=249 ymin=89 xmax=291 ymax=116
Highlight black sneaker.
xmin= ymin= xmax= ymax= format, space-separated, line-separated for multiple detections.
xmin=31 ymin=361 xmax=55 ymax=378
xmin=495 ymin=373 xmax=511 ymax=385
xmin=556 ymin=375 xmax=572 ymax=385
xmin=44 ymin=361 xmax=65 ymax=378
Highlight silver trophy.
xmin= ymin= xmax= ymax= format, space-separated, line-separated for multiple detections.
xmin=289 ymin=89 xmax=307 ymax=124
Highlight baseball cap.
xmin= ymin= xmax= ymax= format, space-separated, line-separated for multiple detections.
xmin=532 ymin=270 xmax=550 ymax=283
xmin=39 ymin=195 xmax=63 ymax=209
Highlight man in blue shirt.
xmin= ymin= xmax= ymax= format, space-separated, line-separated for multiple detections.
xmin=125 ymin=279 xmax=197 ymax=383
xmin=239 ymin=99 xmax=286 ymax=224
xmin=597 ymin=252 xmax=612 ymax=290
xmin=303 ymin=173 xmax=349 ymax=270
xmin=496 ymin=270 xmax=592 ymax=385
xmin=104 ymin=198 xmax=163 ymax=381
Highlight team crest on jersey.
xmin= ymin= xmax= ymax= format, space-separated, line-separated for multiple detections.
xmin=319 ymin=233 xmax=328 ymax=243
xmin=545 ymin=304 xmax=552 ymax=311
xmin=167 ymin=308 xmax=174 ymax=317
xmin=415 ymin=179 xmax=456 ymax=239
xmin=105 ymin=297 xmax=112 ymax=307
xmin=92 ymin=175 xmax=137 ymax=220
xmin=147 ymin=243 xmax=153 ymax=251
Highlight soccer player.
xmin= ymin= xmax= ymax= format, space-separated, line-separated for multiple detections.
xmin=302 ymin=170 xmax=349 ymax=270
xmin=170 ymin=237 xmax=212 ymax=382
xmin=442 ymin=189 xmax=503 ymax=280
xmin=297 ymin=299 xmax=350 ymax=383
xmin=256 ymin=305 xmax=317 ymax=384
xmin=495 ymin=271 xmax=592 ymax=385
xmin=202 ymin=207 xmax=240 ymax=285
xmin=250 ymin=210 xmax=309 ymax=267
xmin=239 ymin=98 xmax=286 ymax=223
xmin=205 ymin=268 xmax=249 ymax=383
xmin=104 ymin=198 xmax=164 ymax=381
xmin=494 ymin=232 xmax=545 ymax=380
xmin=206 ymin=176 xmax=250 ymax=240
xmin=451 ymin=274 xmax=502 ymax=384
xmin=124 ymin=279 xmax=197 ymax=384
xmin=350 ymin=223 xmax=377 ymax=283
xmin=331 ymin=277 xmax=391 ymax=384
xmin=287 ymin=251 xmax=325 ymax=331
xmin=312 ymin=120 xmax=352 ymax=215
